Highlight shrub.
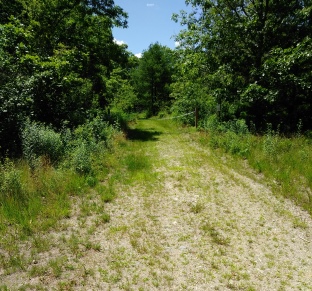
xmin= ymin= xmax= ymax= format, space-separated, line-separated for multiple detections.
xmin=73 ymin=116 xmax=116 ymax=149
xmin=263 ymin=125 xmax=278 ymax=160
xmin=71 ymin=142 xmax=92 ymax=175
xmin=21 ymin=120 xmax=64 ymax=167
xmin=203 ymin=117 xmax=251 ymax=157
xmin=204 ymin=114 xmax=220 ymax=133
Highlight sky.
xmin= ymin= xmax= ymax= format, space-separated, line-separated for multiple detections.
xmin=112 ymin=0 xmax=191 ymax=57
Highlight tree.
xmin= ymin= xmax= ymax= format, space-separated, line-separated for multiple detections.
xmin=132 ymin=43 xmax=175 ymax=115
xmin=0 ymin=0 xmax=129 ymax=155
xmin=172 ymin=0 xmax=312 ymax=132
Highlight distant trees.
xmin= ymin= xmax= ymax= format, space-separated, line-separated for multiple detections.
xmin=131 ymin=43 xmax=175 ymax=115
xmin=2 ymin=0 xmax=311 ymax=158
xmin=172 ymin=0 xmax=312 ymax=132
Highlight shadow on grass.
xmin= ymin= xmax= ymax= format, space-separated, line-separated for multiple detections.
xmin=126 ymin=127 xmax=162 ymax=142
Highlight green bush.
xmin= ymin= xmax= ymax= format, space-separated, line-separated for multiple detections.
xmin=21 ymin=121 xmax=64 ymax=167
xmin=71 ymin=142 xmax=92 ymax=175
xmin=204 ymin=117 xmax=251 ymax=157
xmin=73 ymin=115 xmax=116 ymax=149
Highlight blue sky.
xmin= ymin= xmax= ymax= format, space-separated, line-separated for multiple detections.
xmin=112 ymin=0 xmax=191 ymax=57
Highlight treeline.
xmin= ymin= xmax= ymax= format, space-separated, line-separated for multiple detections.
xmin=0 ymin=0 xmax=177 ymax=157
xmin=1 ymin=0 xmax=312 ymax=157
xmin=172 ymin=0 xmax=312 ymax=133
xmin=0 ymin=0 xmax=131 ymax=156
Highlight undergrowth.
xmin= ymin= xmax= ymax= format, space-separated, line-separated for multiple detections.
xmin=202 ymin=115 xmax=312 ymax=215
xmin=0 ymin=114 xmax=125 ymax=240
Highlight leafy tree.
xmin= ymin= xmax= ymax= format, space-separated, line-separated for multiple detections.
xmin=0 ymin=18 xmax=34 ymax=155
xmin=172 ymin=0 xmax=312 ymax=132
xmin=132 ymin=43 xmax=175 ymax=115
xmin=0 ymin=0 xmax=129 ymax=156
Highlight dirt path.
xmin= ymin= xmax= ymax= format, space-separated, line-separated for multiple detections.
xmin=2 ymin=119 xmax=312 ymax=290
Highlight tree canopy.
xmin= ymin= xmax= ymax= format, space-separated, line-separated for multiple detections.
xmin=1 ymin=0 xmax=312 ymax=156
xmin=0 ymin=0 xmax=128 ymax=155
xmin=172 ymin=0 xmax=312 ymax=132
xmin=131 ymin=43 xmax=175 ymax=115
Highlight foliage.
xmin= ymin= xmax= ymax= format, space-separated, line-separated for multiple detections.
xmin=0 ymin=19 xmax=34 ymax=155
xmin=21 ymin=120 xmax=65 ymax=168
xmin=70 ymin=142 xmax=93 ymax=175
xmin=0 ymin=160 xmax=26 ymax=204
xmin=131 ymin=43 xmax=175 ymax=115
xmin=0 ymin=0 xmax=129 ymax=156
xmin=0 ymin=114 xmax=122 ymax=237
xmin=107 ymin=67 xmax=138 ymax=113
xmin=204 ymin=117 xmax=252 ymax=157
xmin=172 ymin=0 xmax=312 ymax=133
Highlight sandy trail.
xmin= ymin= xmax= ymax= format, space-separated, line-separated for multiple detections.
xmin=2 ymin=119 xmax=312 ymax=290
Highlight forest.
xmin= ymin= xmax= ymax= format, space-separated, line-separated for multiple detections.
xmin=1 ymin=0 xmax=311 ymax=158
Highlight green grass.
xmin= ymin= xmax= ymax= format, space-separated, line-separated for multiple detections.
xmin=0 ymin=163 xmax=85 ymax=237
xmin=0 ymin=119 xmax=123 ymax=280
xmin=2 ymin=116 xmax=311 ymax=289
xmin=199 ymin=126 xmax=312 ymax=215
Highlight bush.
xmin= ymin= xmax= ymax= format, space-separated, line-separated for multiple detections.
xmin=71 ymin=142 xmax=92 ymax=175
xmin=21 ymin=120 xmax=64 ymax=168
xmin=203 ymin=116 xmax=251 ymax=157
xmin=73 ymin=115 xmax=116 ymax=148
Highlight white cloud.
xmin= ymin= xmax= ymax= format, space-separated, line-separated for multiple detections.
xmin=175 ymin=41 xmax=180 ymax=47
xmin=146 ymin=3 xmax=155 ymax=7
xmin=135 ymin=53 xmax=142 ymax=58
xmin=113 ymin=38 xmax=126 ymax=46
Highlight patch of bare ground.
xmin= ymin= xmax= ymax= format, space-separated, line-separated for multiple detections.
xmin=1 ymin=120 xmax=312 ymax=290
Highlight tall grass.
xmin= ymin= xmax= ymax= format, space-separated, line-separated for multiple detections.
xmin=0 ymin=115 xmax=123 ymax=238
xmin=202 ymin=115 xmax=312 ymax=215
xmin=0 ymin=159 xmax=86 ymax=236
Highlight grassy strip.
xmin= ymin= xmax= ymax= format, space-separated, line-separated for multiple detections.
xmin=199 ymin=120 xmax=312 ymax=215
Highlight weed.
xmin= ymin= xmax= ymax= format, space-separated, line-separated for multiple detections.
xmin=0 ymin=160 xmax=27 ymax=204
xmin=97 ymin=184 xmax=115 ymax=203
xmin=263 ymin=125 xmax=278 ymax=160
xmin=100 ymin=212 xmax=111 ymax=223
xmin=29 ymin=264 xmax=48 ymax=277
xmin=201 ymin=222 xmax=230 ymax=246
xmin=292 ymin=217 xmax=308 ymax=229
xmin=57 ymin=281 xmax=76 ymax=291
xmin=4 ymin=253 xmax=27 ymax=274
xmin=48 ymin=256 xmax=67 ymax=278
xmin=189 ymin=201 xmax=205 ymax=214
xmin=31 ymin=235 xmax=51 ymax=253
xmin=71 ymin=142 xmax=92 ymax=175
xmin=85 ymin=175 xmax=98 ymax=187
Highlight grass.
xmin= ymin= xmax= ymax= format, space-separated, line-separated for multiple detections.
xmin=0 ymin=163 xmax=85 ymax=237
xmin=249 ymin=135 xmax=312 ymax=209
xmin=200 ymin=121 xmax=312 ymax=215
xmin=0 ymin=118 xmax=124 ymax=286
xmin=189 ymin=201 xmax=205 ymax=214
xmin=201 ymin=222 xmax=231 ymax=246
xmin=1 ymin=116 xmax=312 ymax=289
